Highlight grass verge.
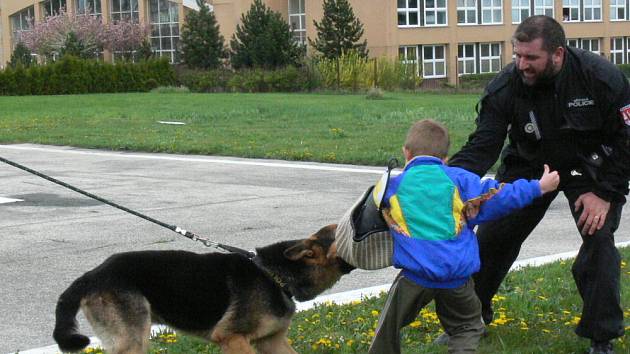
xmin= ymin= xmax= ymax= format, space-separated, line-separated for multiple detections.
xmin=0 ymin=92 xmax=478 ymax=166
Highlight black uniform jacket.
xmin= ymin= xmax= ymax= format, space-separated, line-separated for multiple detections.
xmin=450 ymin=47 xmax=630 ymax=202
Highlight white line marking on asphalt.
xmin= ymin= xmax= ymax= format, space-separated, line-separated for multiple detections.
xmin=0 ymin=197 xmax=22 ymax=204
xmin=16 ymin=240 xmax=630 ymax=354
xmin=0 ymin=145 xmax=384 ymax=174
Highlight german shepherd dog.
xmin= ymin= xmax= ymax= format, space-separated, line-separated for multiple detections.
xmin=53 ymin=224 xmax=353 ymax=354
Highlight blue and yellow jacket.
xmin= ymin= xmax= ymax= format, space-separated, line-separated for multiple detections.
xmin=374 ymin=156 xmax=541 ymax=289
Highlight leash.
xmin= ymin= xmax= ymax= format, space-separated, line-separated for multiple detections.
xmin=0 ymin=155 xmax=255 ymax=258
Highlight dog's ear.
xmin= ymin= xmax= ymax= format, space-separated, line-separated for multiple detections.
xmin=284 ymin=242 xmax=314 ymax=261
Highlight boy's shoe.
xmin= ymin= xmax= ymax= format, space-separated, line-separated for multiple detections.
xmin=587 ymin=340 xmax=614 ymax=354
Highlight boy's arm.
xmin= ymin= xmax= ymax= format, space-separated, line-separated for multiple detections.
xmin=464 ymin=164 xmax=559 ymax=225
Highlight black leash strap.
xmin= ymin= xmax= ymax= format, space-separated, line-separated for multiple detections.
xmin=0 ymin=155 xmax=255 ymax=258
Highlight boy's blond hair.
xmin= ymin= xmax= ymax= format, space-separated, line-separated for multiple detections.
xmin=404 ymin=119 xmax=450 ymax=159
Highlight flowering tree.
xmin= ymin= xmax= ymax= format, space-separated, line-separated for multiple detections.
xmin=21 ymin=9 xmax=148 ymax=60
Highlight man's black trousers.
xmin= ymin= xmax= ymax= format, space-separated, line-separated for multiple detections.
xmin=472 ymin=189 xmax=625 ymax=342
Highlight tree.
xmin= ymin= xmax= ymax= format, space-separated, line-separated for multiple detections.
xmin=9 ymin=42 xmax=33 ymax=68
xmin=229 ymin=0 xmax=303 ymax=69
xmin=180 ymin=0 xmax=226 ymax=69
xmin=309 ymin=0 xmax=368 ymax=59
xmin=59 ymin=32 xmax=89 ymax=59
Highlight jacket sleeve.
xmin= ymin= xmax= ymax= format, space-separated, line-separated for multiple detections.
xmin=462 ymin=176 xmax=541 ymax=225
xmin=591 ymin=67 xmax=630 ymax=202
xmin=449 ymin=89 xmax=511 ymax=177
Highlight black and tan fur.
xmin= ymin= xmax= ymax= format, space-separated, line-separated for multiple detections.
xmin=53 ymin=224 xmax=353 ymax=354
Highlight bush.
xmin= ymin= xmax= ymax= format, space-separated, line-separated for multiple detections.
xmin=315 ymin=51 xmax=421 ymax=91
xmin=458 ymin=72 xmax=497 ymax=90
xmin=0 ymin=57 xmax=176 ymax=96
xmin=178 ymin=68 xmax=233 ymax=92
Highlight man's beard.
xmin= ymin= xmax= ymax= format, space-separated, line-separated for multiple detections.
xmin=518 ymin=57 xmax=557 ymax=87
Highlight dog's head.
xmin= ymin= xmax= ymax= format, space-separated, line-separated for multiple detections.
xmin=283 ymin=224 xmax=355 ymax=301
xmin=256 ymin=224 xmax=354 ymax=301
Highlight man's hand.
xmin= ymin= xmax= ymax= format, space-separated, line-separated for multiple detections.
xmin=575 ymin=192 xmax=610 ymax=235
xmin=539 ymin=164 xmax=560 ymax=194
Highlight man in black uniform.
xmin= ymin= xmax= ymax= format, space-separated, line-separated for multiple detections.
xmin=448 ymin=16 xmax=630 ymax=354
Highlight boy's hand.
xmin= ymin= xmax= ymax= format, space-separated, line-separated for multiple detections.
xmin=539 ymin=164 xmax=560 ymax=194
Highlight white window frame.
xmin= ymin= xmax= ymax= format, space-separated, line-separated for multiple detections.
xmin=567 ymin=38 xmax=579 ymax=47
xmin=76 ymin=0 xmax=102 ymax=17
xmin=149 ymin=0 xmax=180 ymax=63
xmin=399 ymin=46 xmax=420 ymax=75
xmin=425 ymin=0 xmax=448 ymax=26
xmin=288 ymin=0 xmax=306 ymax=45
xmin=42 ymin=0 xmax=67 ymax=17
xmin=458 ymin=43 xmax=476 ymax=76
xmin=481 ymin=0 xmax=503 ymax=24
xmin=10 ymin=7 xmax=34 ymax=49
xmin=422 ymin=45 xmax=447 ymax=78
xmin=610 ymin=0 xmax=626 ymax=21
xmin=111 ymin=0 xmax=140 ymax=22
xmin=479 ymin=42 xmax=502 ymax=73
xmin=398 ymin=0 xmax=421 ymax=27
xmin=457 ymin=0 xmax=478 ymax=24
xmin=583 ymin=0 xmax=602 ymax=21
xmin=534 ymin=0 xmax=554 ymax=16
xmin=628 ymin=38 xmax=630 ymax=63
xmin=512 ymin=0 xmax=530 ymax=23
xmin=610 ymin=37 xmax=625 ymax=64
xmin=562 ymin=0 xmax=580 ymax=21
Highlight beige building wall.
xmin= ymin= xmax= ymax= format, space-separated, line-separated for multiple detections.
xmin=209 ymin=0 xmax=630 ymax=85
xmin=0 ymin=0 xmax=184 ymax=68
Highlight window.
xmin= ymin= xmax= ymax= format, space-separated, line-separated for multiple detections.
xmin=562 ymin=0 xmax=580 ymax=21
xmin=425 ymin=0 xmax=448 ymax=25
xmin=583 ymin=0 xmax=601 ymax=20
xmin=480 ymin=43 xmax=501 ymax=73
xmin=42 ymin=0 xmax=67 ymax=17
xmin=568 ymin=38 xmax=600 ymax=54
xmin=398 ymin=0 xmax=420 ymax=26
xmin=481 ymin=0 xmax=503 ymax=24
xmin=534 ymin=0 xmax=554 ymax=16
xmin=77 ymin=0 xmax=102 ymax=17
xmin=399 ymin=46 xmax=420 ymax=74
xmin=581 ymin=38 xmax=600 ymax=54
xmin=422 ymin=45 xmax=446 ymax=78
xmin=628 ymin=38 xmax=630 ymax=63
xmin=610 ymin=0 xmax=626 ymax=20
xmin=458 ymin=43 xmax=476 ymax=75
xmin=289 ymin=0 xmax=306 ymax=45
xmin=457 ymin=0 xmax=477 ymax=24
xmin=610 ymin=37 xmax=626 ymax=64
xmin=10 ymin=7 xmax=34 ymax=48
xmin=512 ymin=0 xmax=530 ymax=23
xmin=111 ymin=0 xmax=140 ymax=22
xmin=149 ymin=0 xmax=180 ymax=63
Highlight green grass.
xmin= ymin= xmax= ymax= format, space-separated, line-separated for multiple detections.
xmin=142 ymin=247 xmax=630 ymax=354
xmin=0 ymin=92 xmax=479 ymax=166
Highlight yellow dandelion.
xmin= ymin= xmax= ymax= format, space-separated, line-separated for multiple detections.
xmin=371 ymin=310 xmax=380 ymax=317
xmin=409 ymin=320 xmax=422 ymax=328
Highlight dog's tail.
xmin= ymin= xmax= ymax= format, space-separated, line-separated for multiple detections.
xmin=53 ymin=277 xmax=91 ymax=352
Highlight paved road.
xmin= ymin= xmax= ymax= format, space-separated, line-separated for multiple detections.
xmin=1 ymin=144 xmax=628 ymax=353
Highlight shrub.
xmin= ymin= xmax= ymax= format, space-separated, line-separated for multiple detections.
xmin=0 ymin=57 xmax=176 ymax=96
xmin=9 ymin=42 xmax=33 ymax=68
xmin=178 ymin=68 xmax=232 ymax=92
xmin=458 ymin=72 xmax=497 ymax=90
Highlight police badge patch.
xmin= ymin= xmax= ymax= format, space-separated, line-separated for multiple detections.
xmin=621 ymin=104 xmax=630 ymax=126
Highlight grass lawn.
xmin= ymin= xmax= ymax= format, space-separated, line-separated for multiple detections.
xmin=0 ymin=91 xmax=479 ymax=166
xmin=144 ymin=247 xmax=630 ymax=354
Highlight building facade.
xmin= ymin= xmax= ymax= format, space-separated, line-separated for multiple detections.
xmin=0 ymin=0 xmax=188 ymax=67
xmin=211 ymin=0 xmax=630 ymax=85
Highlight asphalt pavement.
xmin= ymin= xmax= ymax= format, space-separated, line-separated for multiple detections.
xmin=1 ymin=144 xmax=628 ymax=353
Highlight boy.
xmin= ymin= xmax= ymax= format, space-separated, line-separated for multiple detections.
xmin=368 ymin=119 xmax=559 ymax=353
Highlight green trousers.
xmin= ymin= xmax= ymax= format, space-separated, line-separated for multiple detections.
xmin=368 ymin=272 xmax=484 ymax=354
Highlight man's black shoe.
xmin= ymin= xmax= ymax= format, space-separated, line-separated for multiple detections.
xmin=587 ymin=340 xmax=614 ymax=354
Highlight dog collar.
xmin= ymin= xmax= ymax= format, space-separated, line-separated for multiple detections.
xmin=252 ymin=257 xmax=293 ymax=298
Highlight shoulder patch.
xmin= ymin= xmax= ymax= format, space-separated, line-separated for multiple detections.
xmin=621 ymin=104 xmax=630 ymax=126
